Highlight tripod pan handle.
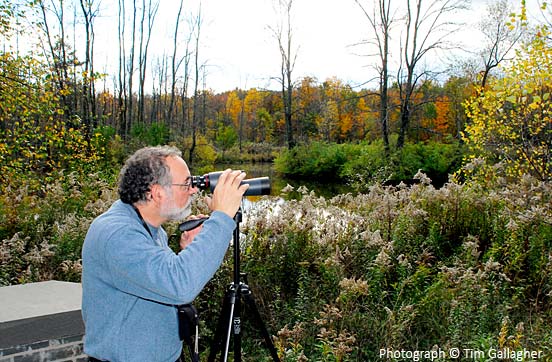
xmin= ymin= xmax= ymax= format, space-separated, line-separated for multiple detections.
xmin=179 ymin=217 xmax=209 ymax=232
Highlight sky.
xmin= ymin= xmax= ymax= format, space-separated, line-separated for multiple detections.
xmin=194 ymin=0 xmax=374 ymax=91
xmin=88 ymin=0 xmax=540 ymax=93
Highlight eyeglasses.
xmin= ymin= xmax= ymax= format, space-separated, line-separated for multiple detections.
xmin=171 ymin=178 xmax=192 ymax=191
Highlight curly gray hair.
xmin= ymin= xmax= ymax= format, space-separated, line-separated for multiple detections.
xmin=118 ymin=146 xmax=182 ymax=204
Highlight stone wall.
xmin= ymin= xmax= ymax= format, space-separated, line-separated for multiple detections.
xmin=0 ymin=334 xmax=86 ymax=362
xmin=0 ymin=281 xmax=87 ymax=362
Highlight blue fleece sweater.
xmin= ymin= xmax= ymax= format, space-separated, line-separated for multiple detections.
xmin=81 ymin=200 xmax=235 ymax=362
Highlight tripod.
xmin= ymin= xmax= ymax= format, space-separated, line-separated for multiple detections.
xmin=208 ymin=207 xmax=281 ymax=362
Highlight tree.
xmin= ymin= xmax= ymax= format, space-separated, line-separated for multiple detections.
xmin=0 ymin=0 xmax=24 ymax=43
xmin=0 ymin=53 xmax=98 ymax=181
xmin=321 ymin=77 xmax=345 ymax=142
xmin=215 ymin=123 xmax=238 ymax=159
xmin=226 ymin=90 xmax=243 ymax=149
xmin=296 ymin=76 xmax=322 ymax=142
xmin=167 ymin=0 xmax=193 ymax=129
xmin=114 ymin=0 xmax=159 ymax=135
xmin=243 ymin=88 xmax=264 ymax=142
xmin=441 ymin=75 xmax=473 ymax=140
xmin=79 ymin=0 xmax=100 ymax=136
xmin=32 ymin=0 xmax=102 ymax=139
xmin=36 ymin=0 xmax=72 ymax=119
xmin=137 ymin=0 xmax=159 ymax=124
xmin=463 ymin=33 xmax=552 ymax=181
xmin=188 ymin=3 xmax=204 ymax=165
xmin=477 ymin=0 xmax=523 ymax=88
xmin=271 ymin=0 xmax=298 ymax=149
xmin=354 ymin=0 xmax=398 ymax=153
xmin=116 ymin=0 xmax=133 ymax=138
xmin=396 ymin=0 xmax=468 ymax=148
xmin=433 ymin=95 xmax=452 ymax=136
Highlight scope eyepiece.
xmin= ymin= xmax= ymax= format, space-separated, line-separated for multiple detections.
xmin=191 ymin=171 xmax=271 ymax=196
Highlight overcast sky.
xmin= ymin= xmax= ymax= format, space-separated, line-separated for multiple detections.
xmin=90 ymin=0 xmax=541 ymax=93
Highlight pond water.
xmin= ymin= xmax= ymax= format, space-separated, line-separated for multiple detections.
xmin=214 ymin=162 xmax=350 ymax=199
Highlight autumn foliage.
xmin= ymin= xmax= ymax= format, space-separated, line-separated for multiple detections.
xmin=463 ymin=32 xmax=552 ymax=182
xmin=2 ymin=1 xmax=552 ymax=361
xmin=0 ymin=52 xmax=100 ymax=187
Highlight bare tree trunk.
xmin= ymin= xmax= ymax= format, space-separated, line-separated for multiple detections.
xmin=478 ymin=0 xmax=522 ymax=88
xmin=117 ymin=0 xmax=128 ymax=138
xmin=38 ymin=0 xmax=70 ymax=120
xmin=397 ymin=80 xmax=413 ymax=148
xmin=201 ymin=68 xmax=207 ymax=135
xmin=172 ymin=9 xmax=194 ymax=138
xmin=179 ymin=45 xmax=192 ymax=137
xmin=137 ymin=0 xmax=159 ymax=125
xmin=157 ymin=55 xmax=168 ymax=123
xmin=189 ymin=5 xmax=203 ymax=165
xmin=396 ymin=0 xmax=467 ymax=149
xmin=168 ymin=0 xmax=184 ymax=125
xmin=137 ymin=0 xmax=146 ymax=125
xmin=127 ymin=0 xmax=137 ymax=134
xmin=79 ymin=0 xmax=98 ymax=137
xmin=354 ymin=0 xmax=395 ymax=154
xmin=271 ymin=0 xmax=297 ymax=149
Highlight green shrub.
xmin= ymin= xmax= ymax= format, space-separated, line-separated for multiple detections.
xmin=275 ymin=140 xmax=465 ymax=190
xmin=130 ymin=122 xmax=170 ymax=146
xmin=91 ymin=125 xmax=127 ymax=173
xmin=274 ymin=141 xmax=357 ymax=179
xmin=175 ymin=134 xmax=218 ymax=173
xmin=340 ymin=140 xmax=390 ymax=185
xmin=392 ymin=141 xmax=464 ymax=185
xmin=217 ymin=142 xmax=279 ymax=163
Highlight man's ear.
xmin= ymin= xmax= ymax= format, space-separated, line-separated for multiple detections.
xmin=149 ymin=184 xmax=165 ymax=203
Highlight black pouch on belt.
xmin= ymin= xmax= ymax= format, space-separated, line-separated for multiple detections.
xmin=177 ymin=304 xmax=200 ymax=361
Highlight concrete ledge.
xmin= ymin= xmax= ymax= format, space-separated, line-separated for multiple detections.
xmin=0 ymin=281 xmax=82 ymax=323
xmin=0 ymin=281 xmax=86 ymax=362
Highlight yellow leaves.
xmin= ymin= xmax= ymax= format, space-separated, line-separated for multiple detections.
xmin=528 ymin=101 xmax=540 ymax=111
xmin=244 ymin=88 xmax=263 ymax=115
xmin=0 ymin=52 xmax=101 ymax=182
xmin=505 ymin=95 xmax=517 ymax=103
xmin=462 ymin=35 xmax=552 ymax=182
xmin=58 ymin=88 xmax=71 ymax=97
xmin=226 ymin=90 xmax=242 ymax=128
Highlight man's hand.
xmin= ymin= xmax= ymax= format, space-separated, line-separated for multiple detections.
xmin=205 ymin=169 xmax=249 ymax=218
xmin=180 ymin=228 xmax=199 ymax=250
xmin=179 ymin=214 xmax=209 ymax=249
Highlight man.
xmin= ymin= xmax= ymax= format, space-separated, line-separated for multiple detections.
xmin=81 ymin=146 xmax=248 ymax=362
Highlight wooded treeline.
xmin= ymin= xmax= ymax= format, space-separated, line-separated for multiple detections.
xmin=2 ymin=2 xmax=552 ymax=359
xmin=1 ymin=0 xmax=536 ymax=167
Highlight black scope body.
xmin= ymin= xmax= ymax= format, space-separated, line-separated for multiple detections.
xmin=191 ymin=171 xmax=271 ymax=196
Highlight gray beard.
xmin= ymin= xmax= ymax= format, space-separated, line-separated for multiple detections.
xmin=160 ymin=197 xmax=193 ymax=221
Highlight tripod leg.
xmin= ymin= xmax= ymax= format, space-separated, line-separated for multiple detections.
xmin=233 ymin=292 xmax=241 ymax=362
xmin=223 ymin=301 xmax=236 ymax=362
xmin=240 ymin=284 xmax=281 ymax=362
xmin=208 ymin=284 xmax=237 ymax=362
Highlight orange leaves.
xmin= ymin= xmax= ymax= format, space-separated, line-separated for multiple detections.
xmin=434 ymin=96 xmax=452 ymax=135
